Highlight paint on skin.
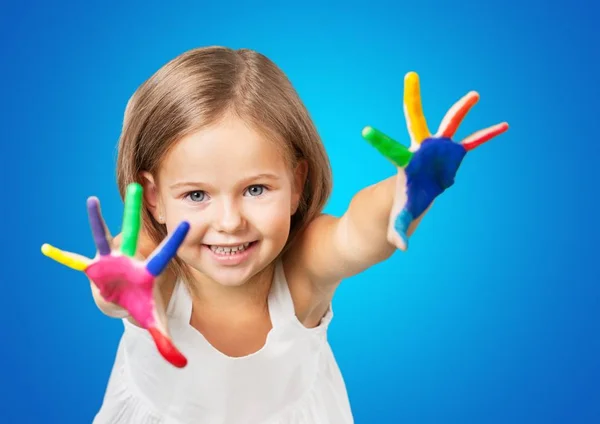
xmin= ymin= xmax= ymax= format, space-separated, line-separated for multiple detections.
xmin=403 ymin=137 xmax=467 ymax=219
xmin=146 ymin=222 xmax=190 ymax=276
xmin=149 ymin=328 xmax=188 ymax=368
xmin=87 ymin=197 xmax=111 ymax=256
xmin=85 ymin=255 xmax=156 ymax=327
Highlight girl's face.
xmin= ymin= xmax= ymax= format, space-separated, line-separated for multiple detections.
xmin=143 ymin=114 xmax=305 ymax=287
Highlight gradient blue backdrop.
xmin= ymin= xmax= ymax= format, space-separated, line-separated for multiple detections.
xmin=2 ymin=1 xmax=598 ymax=422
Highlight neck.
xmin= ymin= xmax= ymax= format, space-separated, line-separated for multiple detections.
xmin=186 ymin=264 xmax=274 ymax=314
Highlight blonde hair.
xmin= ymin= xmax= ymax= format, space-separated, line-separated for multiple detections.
xmin=116 ymin=46 xmax=332 ymax=283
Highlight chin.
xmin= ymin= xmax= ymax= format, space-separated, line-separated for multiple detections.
xmin=212 ymin=273 xmax=253 ymax=287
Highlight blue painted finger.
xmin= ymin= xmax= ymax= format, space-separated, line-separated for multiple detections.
xmin=146 ymin=221 xmax=190 ymax=277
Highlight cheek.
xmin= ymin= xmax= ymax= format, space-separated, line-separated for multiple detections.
xmin=246 ymin=197 xmax=292 ymax=238
xmin=166 ymin=212 xmax=208 ymax=246
xmin=187 ymin=215 xmax=209 ymax=237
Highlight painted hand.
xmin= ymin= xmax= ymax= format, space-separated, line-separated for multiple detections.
xmin=41 ymin=183 xmax=190 ymax=368
xmin=363 ymin=72 xmax=509 ymax=250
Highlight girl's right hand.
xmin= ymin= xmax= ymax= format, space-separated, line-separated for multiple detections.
xmin=41 ymin=183 xmax=190 ymax=368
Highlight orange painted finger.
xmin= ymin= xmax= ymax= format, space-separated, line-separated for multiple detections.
xmin=437 ymin=91 xmax=479 ymax=138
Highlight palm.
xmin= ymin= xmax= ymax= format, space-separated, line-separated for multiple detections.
xmin=363 ymin=72 xmax=509 ymax=250
xmin=42 ymin=183 xmax=190 ymax=368
xmin=85 ymin=255 xmax=154 ymax=323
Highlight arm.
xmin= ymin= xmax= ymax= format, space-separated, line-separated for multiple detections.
xmin=333 ymin=173 xmax=430 ymax=269
xmin=290 ymin=174 xmax=427 ymax=287
xmin=329 ymin=176 xmax=398 ymax=271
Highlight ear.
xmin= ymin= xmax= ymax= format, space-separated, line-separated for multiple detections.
xmin=291 ymin=160 xmax=308 ymax=215
xmin=139 ymin=171 xmax=163 ymax=223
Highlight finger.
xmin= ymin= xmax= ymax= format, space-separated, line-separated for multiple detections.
xmin=362 ymin=126 xmax=413 ymax=168
xmin=461 ymin=122 xmax=509 ymax=151
xmin=41 ymin=244 xmax=90 ymax=271
xmin=87 ymin=197 xmax=112 ymax=256
xmin=121 ymin=183 xmax=143 ymax=257
xmin=391 ymin=209 xmax=412 ymax=251
xmin=403 ymin=72 xmax=431 ymax=149
xmin=113 ymin=274 xmax=188 ymax=368
xmin=436 ymin=91 xmax=480 ymax=138
xmin=148 ymin=327 xmax=188 ymax=368
xmin=386 ymin=170 xmax=409 ymax=250
xmin=146 ymin=221 xmax=190 ymax=277
xmin=148 ymin=286 xmax=187 ymax=367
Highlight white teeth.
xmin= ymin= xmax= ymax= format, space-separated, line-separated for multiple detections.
xmin=210 ymin=242 xmax=251 ymax=254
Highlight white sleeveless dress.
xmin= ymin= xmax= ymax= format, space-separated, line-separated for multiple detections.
xmin=93 ymin=260 xmax=354 ymax=423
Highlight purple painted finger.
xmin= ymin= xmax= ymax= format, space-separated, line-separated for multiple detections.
xmin=87 ymin=197 xmax=111 ymax=256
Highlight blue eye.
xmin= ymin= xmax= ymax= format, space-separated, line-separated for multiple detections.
xmin=246 ymin=185 xmax=265 ymax=197
xmin=187 ymin=191 xmax=206 ymax=202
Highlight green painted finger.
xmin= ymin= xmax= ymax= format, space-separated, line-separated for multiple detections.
xmin=121 ymin=183 xmax=143 ymax=257
xmin=362 ymin=126 xmax=413 ymax=168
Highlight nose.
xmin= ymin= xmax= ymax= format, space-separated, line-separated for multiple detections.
xmin=214 ymin=199 xmax=245 ymax=233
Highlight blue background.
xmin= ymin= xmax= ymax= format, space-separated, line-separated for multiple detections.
xmin=2 ymin=0 xmax=599 ymax=422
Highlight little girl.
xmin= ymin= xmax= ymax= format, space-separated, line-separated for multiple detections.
xmin=43 ymin=46 xmax=507 ymax=423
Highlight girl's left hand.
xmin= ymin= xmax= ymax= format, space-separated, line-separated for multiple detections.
xmin=363 ymin=72 xmax=509 ymax=250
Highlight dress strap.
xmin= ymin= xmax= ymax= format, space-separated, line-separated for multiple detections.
xmin=267 ymin=260 xmax=297 ymax=328
xmin=166 ymin=279 xmax=193 ymax=324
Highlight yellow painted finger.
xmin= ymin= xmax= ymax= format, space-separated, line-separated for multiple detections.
xmin=403 ymin=72 xmax=431 ymax=148
xmin=41 ymin=243 xmax=89 ymax=271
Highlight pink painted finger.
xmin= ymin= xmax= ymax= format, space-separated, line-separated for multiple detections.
xmin=436 ymin=91 xmax=479 ymax=138
xmin=146 ymin=289 xmax=188 ymax=368
xmin=461 ymin=122 xmax=509 ymax=151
